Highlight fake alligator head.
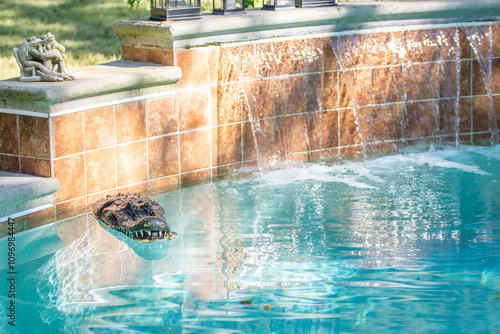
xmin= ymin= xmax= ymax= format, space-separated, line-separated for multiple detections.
xmin=92 ymin=193 xmax=177 ymax=243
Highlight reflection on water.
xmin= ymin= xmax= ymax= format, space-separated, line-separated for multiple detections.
xmin=1 ymin=146 xmax=500 ymax=333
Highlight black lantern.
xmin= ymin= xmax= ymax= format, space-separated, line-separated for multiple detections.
xmin=213 ymin=0 xmax=245 ymax=14
xmin=295 ymin=0 xmax=336 ymax=8
xmin=150 ymin=0 xmax=202 ymax=21
xmin=262 ymin=0 xmax=294 ymax=10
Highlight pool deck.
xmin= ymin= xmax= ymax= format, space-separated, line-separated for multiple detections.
xmin=0 ymin=171 xmax=59 ymax=223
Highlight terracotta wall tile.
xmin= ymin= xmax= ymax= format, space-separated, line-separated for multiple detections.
xmin=458 ymin=28 xmax=473 ymax=59
xmin=322 ymin=37 xmax=338 ymax=71
xmin=405 ymin=101 xmax=439 ymax=139
xmin=240 ymin=44 xmax=257 ymax=82
xmin=148 ymin=134 xmax=179 ymax=179
xmin=147 ymin=47 xmax=174 ymax=66
xmin=19 ymin=116 xmax=50 ymax=159
xmin=459 ymin=97 xmax=472 ymax=134
xmin=180 ymin=129 xmax=211 ymax=172
xmin=0 ymin=154 xmax=20 ymax=173
xmin=217 ymin=83 xmax=241 ymax=125
xmin=208 ymin=46 xmax=221 ymax=86
xmin=306 ymin=73 xmax=322 ymax=112
xmin=121 ymin=45 xmax=147 ymax=62
xmin=273 ymin=39 xmax=307 ymax=76
xmin=180 ymin=169 xmax=212 ymax=188
xmin=175 ymin=47 xmax=209 ymax=89
xmin=116 ymin=140 xmax=148 ymax=187
xmin=338 ymin=72 xmax=352 ymax=109
xmin=56 ymin=197 xmax=87 ymax=221
xmin=404 ymin=63 xmax=440 ymax=101
xmin=471 ymin=59 xmax=500 ymax=96
xmin=219 ymin=46 xmax=242 ymax=84
xmin=54 ymin=154 xmax=85 ymax=202
xmin=306 ymin=38 xmax=324 ymax=73
xmin=216 ymin=124 xmax=242 ymax=166
xmin=117 ymin=182 xmax=148 ymax=197
xmin=371 ymin=65 xmax=404 ymax=104
xmin=322 ymin=109 xmax=339 ymax=149
xmin=242 ymin=122 xmax=257 ymax=161
xmin=369 ymin=32 xmax=400 ymax=67
xmin=495 ymin=95 xmax=500 ymax=129
xmin=0 ymin=113 xmax=18 ymax=155
xmin=0 ymin=217 xmax=25 ymax=238
xmin=358 ymin=104 xmax=404 ymax=143
xmin=20 ymin=157 xmax=51 ymax=177
xmin=52 ymin=112 xmax=84 ymax=158
xmin=340 ymin=145 xmax=363 ymax=158
xmin=439 ymin=99 xmax=460 ymax=137
xmin=178 ymin=88 xmax=210 ymax=131
xmin=402 ymin=29 xmax=440 ymax=63
xmin=26 ymin=206 xmax=55 ymax=230
xmin=339 ymin=108 xmax=361 ymax=147
xmin=321 ymin=147 xmax=339 ymax=161
xmin=115 ymin=101 xmax=147 ymax=144
xmin=148 ymin=96 xmax=177 ymax=137
xmin=460 ymin=60 xmax=472 ymax=96
xmin=149 ymin=175 xmax=179 ymax=195
xmin=323 ymin=71 xmax=339 ymax=110
xmin=472 ymin=96 xmax=494 ymax=133
xmin=85 ymin=147 xmax=116 ymax=194
xmin=84 ymin=106 xmax=115 ymax=151
xmin=492 ymin=58 xmax=500 ymax=94
xmin=287 ymin=76 xmax=307 ymax=115
xmin=249 ymin=118 xmax=276 ymax=159
xmin=473 ymin=132 xmax=493 ymax=145
xmin=437 ymin=28 xmax=461 ymax=61
xmin=255 ymin=42 xmax=276 ymax=78
xmin=248 ymin=79 xmax=275 ymax=119
xmin=342 ymin=68 xmax=371 ymax=107
xmin=492 ymin=22 xmax=500 ymax=57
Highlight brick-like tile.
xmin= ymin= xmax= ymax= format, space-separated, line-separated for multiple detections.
xmin=0 ymin=154 xmax=20 ymax=173
xmin=26 ymin=206 xmax=55 ymax=230
xmin=148 ymin=135 xmax=179 ymax=179
xmin=472 ymin=96 xmax=494 ymax=133
xmin=85 ymin=147 xmax=116 ymax=194
xmin=147 ymin=47 xmax=174 ymax=65
xmin=86 ymin=189 xmax=117 ymax=212
xmin=217 ymin=83 xmax=242 ymax=125
xmin=0 ymin=113 xmax=18 ymax=155
xmin=371 ymin=65 xmax=404 ymax=104
xmin=20 ymin=157 xmax=51 ymax=177
xmin=242 ymin=122 xmax=257 ymax=161
xmin=180 ymin=169 xmax=212 ymax=188
xmin=322 ymin=37 xmax=339 ymax=71
xmin=273 ymin=39 xmax=307 ymax=76
xmin=439 ymin=99 xmax=460 ymax=137
xmin=149 ymin=175 xmax=179 ymax=195
xmin=306 ymin=73 xmax=322 ymax=112
xmin=180 ymin=129 xmax=211 ymax=172
xmin=255 ymin=42 xmax=276 ymax=78
xmin=117 ymin=182 xmax=148 ymax=197
xmin=19 ymin=116 xmax=50 ymax=159
xmin=240 ymin=44 xmax=257 ymax=82
xmin=176 ymin=47 xmax=209 ymax=89
xmin=323 ymin=71 xmax=339 ymax=111
xmin=402 ymin=29 xmax=440 ymax=63
xmin=219 ymin=46 xmax=242 ymax=84
xmin=339 ymin=108 xmax=361 ymax=147
xmin=84 ymin=106 xmax=115 ymax=151
xmin=322 ymin=109 xmax=339 ymax=149
xmin=405 ymin=101 xmax=439 ymax=139
xmin=178 ymin=88 xmax=210 ymax=131
xmin=115 ymin=101 xmax=147 ymax=144
xmin=148 ymin=96 xmax=177 ymax=137
xmin=458 ymin=27 xmax=473 ymax=59
xmin=53 ymin=112 xmax=84 ymax=158
xmin=306 ymin=38 xmax=324 ymax=73
xmin=116 ymin=140 xmax=147 ymax=187
xmin=405 ymin=62 xmax=440 ymax=101
xmin=208 ymin=46 xmax=221 ymax=85
xmin=460 ymin=60 xmax=472 ymax=97
xmin=358 ymin=104 xmax=404 ymax=143
xmin=54 ymin=154 xmax=86 ymax=202
xmin=216 ymin=124 xmax=242 ymax=166
xmin=122 ymin=45 xmax=147 ymax=62
xmin=459 ymin=97 xmax=472 ymax=134
xmin=56 ymin=197 xmax=87 ymax=221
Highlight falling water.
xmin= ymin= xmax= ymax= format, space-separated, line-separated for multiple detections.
xmin=235 ymin=24 xmax=496 ymax=169
xmin=464 ymin=25 xmax=499 ymax=145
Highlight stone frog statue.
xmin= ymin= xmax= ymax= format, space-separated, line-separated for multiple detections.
xmin=13 ymin=33 xmax=76 ymax=82
xmin=93 ymin=193 xmax=177 ymax=243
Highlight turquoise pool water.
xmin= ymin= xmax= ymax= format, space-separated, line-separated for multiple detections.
xmin=1 ymin=146 xmax=500 ymax=333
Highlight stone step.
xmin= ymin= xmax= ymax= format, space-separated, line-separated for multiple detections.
xmin=0 ymin=171 xmax=60 ymax=222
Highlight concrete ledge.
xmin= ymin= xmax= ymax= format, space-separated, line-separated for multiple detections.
xmin=113 ymin=1 xmax=500 ymax=48
xmin=0 ymin=60 xmax=182 ymax=117
xmin=0 ymin=172 xmax=60 ymax=222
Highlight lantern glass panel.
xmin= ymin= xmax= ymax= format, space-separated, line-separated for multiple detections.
xmin=214 ymin=0 xmax=222 ymax=9
xmin=263 ymin=0 xmax=273 ymax=6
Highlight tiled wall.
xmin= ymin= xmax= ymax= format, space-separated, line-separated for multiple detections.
xmin=1 ymin=22 xmax=499 ymax=236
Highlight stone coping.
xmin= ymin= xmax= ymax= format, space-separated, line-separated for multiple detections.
xmin=113 ymin=0 xmax=500 ymax=49
xmin=0 ymin=171 xmax=60 ymax=222
xmin=0 ymin=60 xmax=182 ymax=117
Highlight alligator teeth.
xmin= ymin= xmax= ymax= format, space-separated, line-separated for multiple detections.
xmin=148 ymin=231 xmax=151 ymax=237
xmin=140 ymin=231 xmax=143 ymax=238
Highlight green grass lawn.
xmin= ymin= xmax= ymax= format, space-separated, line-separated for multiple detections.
xmin=0 ymin=0 xmax=150 ymax=80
